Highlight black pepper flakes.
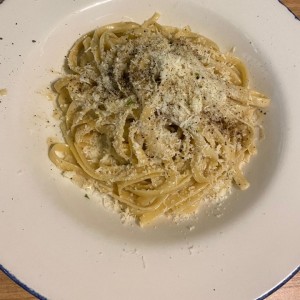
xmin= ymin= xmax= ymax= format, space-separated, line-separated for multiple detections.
xmin=32 ymin=39 xmax=36 ymax=43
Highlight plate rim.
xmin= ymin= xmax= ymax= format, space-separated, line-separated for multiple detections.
xmin=0 ymin=0 xmax=299 ymax=299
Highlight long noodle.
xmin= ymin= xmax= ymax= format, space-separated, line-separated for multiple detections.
xmin=49 ymin=14 xmax=270 ymax=226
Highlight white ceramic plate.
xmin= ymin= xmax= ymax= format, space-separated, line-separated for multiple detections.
xmin=0 ymin=0 xmax=299 ymax=299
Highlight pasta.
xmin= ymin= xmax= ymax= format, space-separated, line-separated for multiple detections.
xmin=49 ymin=13 xmax=270 ymax=226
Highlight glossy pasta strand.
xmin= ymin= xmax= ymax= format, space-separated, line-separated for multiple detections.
xmin=49 ymin=13 xmax=270 ymax=226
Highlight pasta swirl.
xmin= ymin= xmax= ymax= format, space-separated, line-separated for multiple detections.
xmin=49 ymin=14 xmax=270 ymax=226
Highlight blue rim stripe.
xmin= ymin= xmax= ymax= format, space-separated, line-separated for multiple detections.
xmin=0 ymin=263 xmax=298 ymax=300
xmin=0 ymin=264 xmax=47 ymax=300
xmin=257 ymin=266 xmax=300 ymax=299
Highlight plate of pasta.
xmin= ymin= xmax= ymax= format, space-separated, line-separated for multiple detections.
xmin=0 ymin=0 xmax=299 ymax=299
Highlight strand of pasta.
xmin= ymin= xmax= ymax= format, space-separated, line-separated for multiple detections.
xmin=49 ymin=14 xmax=270 ymax=226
